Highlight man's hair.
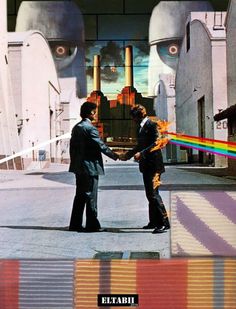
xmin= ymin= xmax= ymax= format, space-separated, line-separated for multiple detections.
xmin=80 ymin=101 xmax=97 ymax=118
xmin=130 ymin=104 xmax=147 ymax=120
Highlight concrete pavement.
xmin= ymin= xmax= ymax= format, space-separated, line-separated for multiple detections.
xmin=0 ymin=158 xmax=236 ymax=259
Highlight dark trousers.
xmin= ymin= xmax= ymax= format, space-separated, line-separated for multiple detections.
xmin=143 ymin=171 xmax=169 ymax=227
xmin=69 ymin=173 xmax=101 ymax=230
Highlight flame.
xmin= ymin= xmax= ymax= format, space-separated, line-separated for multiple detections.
xmin=156 ymin=119 xmax=171 ymax=134
xmin=152 ymin=173 xmax=161 ymax=188
xmin=150 ymin=137 xmax=170 ymax=152
xmin=150 ymin=119 xmax=171 ymax=152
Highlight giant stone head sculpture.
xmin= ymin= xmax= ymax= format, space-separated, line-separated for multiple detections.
xmin=16 ymin=1 xmax=87 ymax=98
xmin=148 ymin=1 xmax=213 ymax=96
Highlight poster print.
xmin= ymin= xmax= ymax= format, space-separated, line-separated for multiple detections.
xmin=1 ymin=0 xmax=236 ymax=308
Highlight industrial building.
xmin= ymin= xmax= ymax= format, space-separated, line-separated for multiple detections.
xmin=214 ymin=0 xmax=236 ymax=175
xmin=175 ymin=11 xmax=228 ymax=167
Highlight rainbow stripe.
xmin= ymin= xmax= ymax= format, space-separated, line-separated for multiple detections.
xmin=1 ymin=259 xmax=236 ymax=309
xmin=168 ymin=132 xmax=236 ymax=159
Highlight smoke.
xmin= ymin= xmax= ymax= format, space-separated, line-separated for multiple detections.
xmin=101 ymin=66 xmax=119 ymax=83
xmin=100 ymin=41 xmax=123 ymax=66
xmin=86 ymin=41 xmax=123 ymax=82
xmin=86 ymin=41 xmax=149 ymax=82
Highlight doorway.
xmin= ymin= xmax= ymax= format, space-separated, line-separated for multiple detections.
xmin=198 ymin=96 xmax=206 ymax=164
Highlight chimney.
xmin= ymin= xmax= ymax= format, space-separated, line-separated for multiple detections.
xmin=125 ymin=45 xmax=133 ymax=87
xmin=93 ymin=55 xmax=101 ymax=91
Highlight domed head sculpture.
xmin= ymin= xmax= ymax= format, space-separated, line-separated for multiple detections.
xmin=148 ymin=1 xmax=213 ymax=96
xmin=16 ymin=1 xmax=87 ymax=97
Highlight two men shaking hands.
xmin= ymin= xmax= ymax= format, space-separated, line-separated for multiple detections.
xmin=68 ymin=102 xmax=170 ymax=234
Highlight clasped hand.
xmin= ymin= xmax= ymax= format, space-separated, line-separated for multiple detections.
xmin=118 ymin=153 xmax=127 ymax=161
xmin=117 ymin=152 xmax=141 ymax=161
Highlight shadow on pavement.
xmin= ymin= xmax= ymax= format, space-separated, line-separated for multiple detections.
xmin=0 ymin=225 xmax=68 ymax=231
xmin=0 ymin=226 xmax=154 ymax=233
xmin=26 ymin=171 xmax=75 ymax=185
xmin=103 ymin=227 xmax=156 ymax=233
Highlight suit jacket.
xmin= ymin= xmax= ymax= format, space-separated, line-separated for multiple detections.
xmin=126 ymin=118 xmax=165 ymax=174
xmin=69 ymin=119 xmax=118 ymax=176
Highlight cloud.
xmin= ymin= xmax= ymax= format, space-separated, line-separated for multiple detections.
xmin=100 ymin=41 xmax=123 ymax=66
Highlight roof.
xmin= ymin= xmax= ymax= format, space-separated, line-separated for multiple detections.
xmin=8 ymin=30 xmax=46 ymax=45
xmin=214 ymin=104 xmax=236 ymax=121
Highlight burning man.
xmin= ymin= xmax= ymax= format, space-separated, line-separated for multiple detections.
xmin=120 ymin=104 xmax=170 ymax=234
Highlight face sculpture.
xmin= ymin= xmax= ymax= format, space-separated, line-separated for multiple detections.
xmin=16 ymin=1 xmax=87 ymax=98
xmin=148 ymin=1 xmax=213 ymax=97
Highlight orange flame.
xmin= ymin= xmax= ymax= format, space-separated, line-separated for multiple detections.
xmin=156 ymin=119 xmax=171 ymax=135
xmin=150 ymin=119 xmax=171 ymax=152
xmin=153 ymin=173 xmax=161 ymax=188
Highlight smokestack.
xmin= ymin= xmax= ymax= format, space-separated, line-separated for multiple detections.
xmin=93 ymin=55 xmax=101 ymax=91
xmin=125 ymin=45 xmax=133 ymax=87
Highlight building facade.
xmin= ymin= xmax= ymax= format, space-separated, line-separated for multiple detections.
xmin=175 ymin=12 xmax=228 ymax=167
xmin=0 ymin=0 xmax=21 ymax=169
xmin=214 ymin=0 xmax=236 ymax=175
xmin=148 ymin=1 xmax=213 ymax=163
xmin=8 ymin=30 xmax=62 ymax=168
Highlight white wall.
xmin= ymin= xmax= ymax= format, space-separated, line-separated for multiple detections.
xmin=176 ymin=20 xmax=212 ymax=137
xmin=8 ymin=31 xmax=61 ymax=168
xmin=155 ymin=74 xmax=176 ymax=130
xmin=225 ymin=0 xmax=236 ymax=174
xmin=227 ymin=0 xmax=236 ymax=107
xmin=154 ymin=74 xmax=177 ymax=162
xmin=0 ymin=0 xmax=21 ymax=169
xmin=59 ymin=77 xmax=83 ymax=162
xmin=0 ymin=0 xmax=9 ymax=159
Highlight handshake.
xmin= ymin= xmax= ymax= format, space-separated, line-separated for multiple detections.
xmin=117 ymin=153 xmax=128 ymax=161
xmin=116 ymin=152 xmax=141 ymax=161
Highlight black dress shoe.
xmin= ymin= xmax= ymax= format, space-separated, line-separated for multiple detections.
xmin=69 ymin=227 xmax=85 ymax=232
xmin=85 ymin=228 xmax=106 ymax=232
xmin=143 ymin=223 xmax=156 ymax=229
xmin=163 ymin=219 xmax=170 ymax=230
xmin=152 ymin=225 xmax=169 ymax=234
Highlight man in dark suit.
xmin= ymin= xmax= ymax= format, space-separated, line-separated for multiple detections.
xmin=69 ymin=101 xmax=119 ymax=232
xmin=121 ymin=104 xmax=170 ymax=234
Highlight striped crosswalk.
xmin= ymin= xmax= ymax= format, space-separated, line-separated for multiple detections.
xmin=171 ymin=191 xmax=236 ymax=256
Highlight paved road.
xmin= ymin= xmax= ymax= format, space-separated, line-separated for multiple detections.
xmin=0 ymin=161 xmax=170 ymax=259
xmin=0 ymin=159 xmax=236 ymax=259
